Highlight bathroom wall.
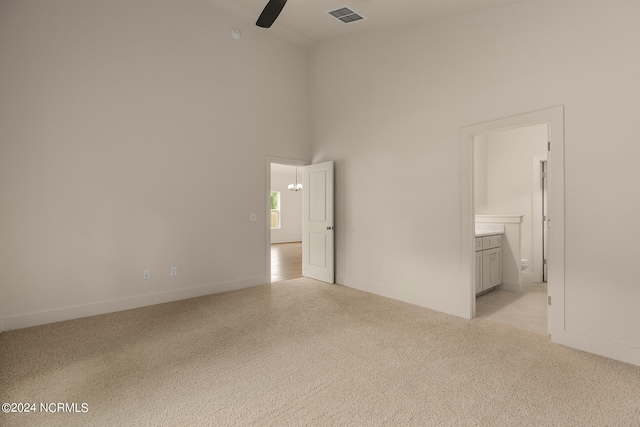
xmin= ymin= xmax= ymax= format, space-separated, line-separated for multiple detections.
xmin=474 ymin=125 xmax=548 ymax=281
xmin=270 ymin=164 xmax=303 ymax=244
xmin=474 ymin=135 xmax=489 ymax=214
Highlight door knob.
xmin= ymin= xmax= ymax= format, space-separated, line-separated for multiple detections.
xmin=326 ymin=226 xmax=334 ymax=230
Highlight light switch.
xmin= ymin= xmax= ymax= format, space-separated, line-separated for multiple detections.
xmin=249 ymin=213 xmax=257 ymax=221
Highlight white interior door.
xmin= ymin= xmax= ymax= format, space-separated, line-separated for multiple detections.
xmin=302 ymin=161 xmax=334 ymax=284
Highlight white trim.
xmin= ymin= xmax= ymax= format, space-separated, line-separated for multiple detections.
xmin=337 ymin=275 xmax=469 ymax=319
xmin=0 ymin=275 xmax=268 ymax=332
xmin=475 ymin=215 xmax=524 ymax=224
xmin=532 ymin=155 xmax=547 ymax=283
xmin=554 ymin=330 xmax=640 ymax=367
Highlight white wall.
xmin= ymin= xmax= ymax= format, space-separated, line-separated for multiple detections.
xmin=270 ymin=164 xmax=303 ymax=243
xmin=0 ymin=0 xmax=311 ymax=330
xmin=475 ymin=125 xmax=548 ymax=280
xmin=3 ymin=0 xmax=640 ymax=366
xmin=474 ymin=135 xmax=489 ymax=214
xmin=311 ymin=0 xmax=640 ymax=363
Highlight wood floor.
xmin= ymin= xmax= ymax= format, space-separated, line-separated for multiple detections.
xmin=271 ymin=242 xmax=302 ymax=282
xmin=476 ymin=282 xmax=548 ymax=335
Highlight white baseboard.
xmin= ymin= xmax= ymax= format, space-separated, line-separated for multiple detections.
xmin=271 ymin=239 xmax=302 ymax=244
xmin=0 ymin=275 xmax=269 ymax=333
xmin=336 ymin=275 xmax=469 ymax=319
xmin=553 ymin=329 xmax=640 ymax=367
xmin=497 ymin=280 xmax=522 ymax=293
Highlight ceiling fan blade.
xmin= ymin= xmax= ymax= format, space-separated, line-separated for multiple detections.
xmin=256 ymin=0 xmax=288 ymax=28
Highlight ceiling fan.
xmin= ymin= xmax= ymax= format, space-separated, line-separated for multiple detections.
xmin=256 ymin=0 xmax=287 ymax=28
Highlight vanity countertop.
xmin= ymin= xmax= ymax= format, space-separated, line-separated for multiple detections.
xmin=475 ymin=230 xmax=504 ymax=237
xmin=475 ymin=223 xmax=505 ymax=237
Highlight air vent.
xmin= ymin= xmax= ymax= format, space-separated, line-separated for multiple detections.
xmin=328 ymin=6 xmax=365 ymax=23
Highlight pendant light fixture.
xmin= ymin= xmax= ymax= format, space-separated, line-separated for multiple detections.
xmin=288 ymin=166 xmax=303 ymax=191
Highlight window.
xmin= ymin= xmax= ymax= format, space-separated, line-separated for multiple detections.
xmin=270 ymin=191 xmax=281 ymax=229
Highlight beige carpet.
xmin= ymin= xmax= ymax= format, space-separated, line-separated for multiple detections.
xmin=1 ymin=278 xmax=639 ymax=426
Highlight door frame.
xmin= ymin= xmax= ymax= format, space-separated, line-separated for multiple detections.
xmin=532 ymin=155 xmax=547 ymax=284
xmin=265 ymin=156 xmax=309 ymax=282
xmin=460 ymin=106 xmax=565 ymax=339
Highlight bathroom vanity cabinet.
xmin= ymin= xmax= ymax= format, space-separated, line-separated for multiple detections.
xmin=475 ymin=235 xmax=502 ymax=294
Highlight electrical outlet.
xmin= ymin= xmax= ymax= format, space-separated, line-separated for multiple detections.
xmin=143 ymin=269 xmax=151 ymax=279
xmin=170 ymin=267 xmax=177 ymax=277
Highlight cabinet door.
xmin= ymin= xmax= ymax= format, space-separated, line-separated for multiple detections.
xmin=490 ymin=248 xmax=502 ymax=288
xmin=482 ymin=248 xmax=502 ymax=291
xmin=482 ymin=251 xmax=492 ymax=290
xmin=475 ymin=251 xmax=483 ymax=293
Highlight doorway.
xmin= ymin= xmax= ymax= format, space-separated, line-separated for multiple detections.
xmin=269 ymin=162 xmax=304 ymax=283
xmin=460 ymin=106 xmax=565 ymax=339
xmin=472 ymin=124 xmax=548 ymax=334
xmin=266 ymin=157 xmax=335 ymax=285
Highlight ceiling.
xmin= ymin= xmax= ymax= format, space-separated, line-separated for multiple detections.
xmin=207 ymin=0 xmax=535 ymax=46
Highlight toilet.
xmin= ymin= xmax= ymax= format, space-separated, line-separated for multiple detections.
xmin=520 ymin=259 xmax=529 ymax=271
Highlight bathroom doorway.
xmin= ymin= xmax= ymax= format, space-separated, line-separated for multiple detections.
xmin=472 ymin=124 xmax=548 ymax=334
xmin=460 ymin=106 xmax=565 ymax=340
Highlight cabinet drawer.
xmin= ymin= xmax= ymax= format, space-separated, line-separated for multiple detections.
xmin=482 ymin=235 xmax=501 ymax=250
xmin=475 ymin=238 xmax=483 ymax=252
